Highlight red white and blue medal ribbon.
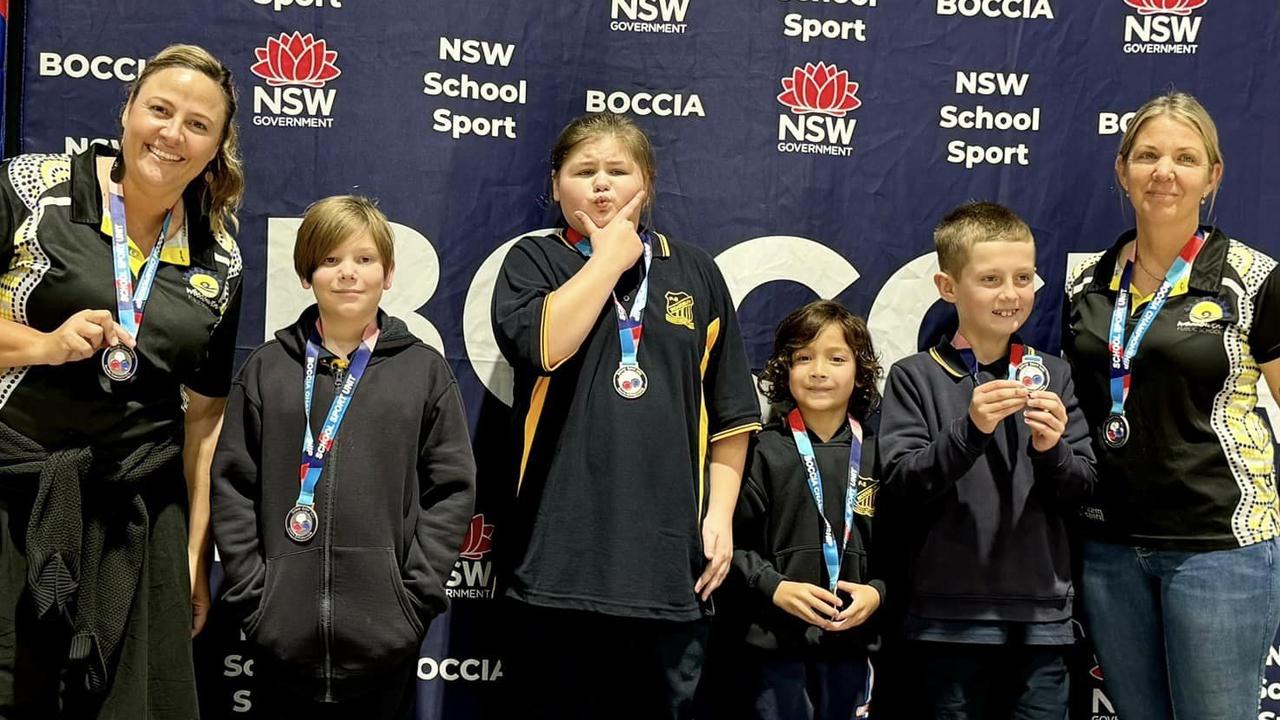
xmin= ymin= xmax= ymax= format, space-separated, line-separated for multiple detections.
xmin=288 ymin=323 xmax=379 ymax=542
xmin=568 ymin=227 xmax=654 ymax=399
xmin=951 ymin=334 xmax=1044 ymax=389
xmin=786 ymin=408 xmax=863 ymax=595
xmin=102 ymin=181 xmax=172 ymax=381
xmin=1103 ymin=230 xmax=1207 ymax=448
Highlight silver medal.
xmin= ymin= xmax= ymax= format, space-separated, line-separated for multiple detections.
xmin=613 ymin=364 xmax=648 ymax=399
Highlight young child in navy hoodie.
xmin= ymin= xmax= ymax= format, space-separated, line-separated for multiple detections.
xmin=211 ymin=196 xmax=476 ymax=719
xmin=878 ymin=202 xmax=1095 ymax=719
xmin=729 ymin=299 xmax=885 ymax=720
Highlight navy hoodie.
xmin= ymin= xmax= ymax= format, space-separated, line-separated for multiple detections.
xmin=877 ymin=338 xmax=1095 ymax=623
xmin=211 ymin=306 xmax=476 ymax=701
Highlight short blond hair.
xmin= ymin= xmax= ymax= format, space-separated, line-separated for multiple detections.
xmin=934 ymin=201 xmax=1033 ymax=276
xmin=293 ymin=195 xmax=395 ymax=281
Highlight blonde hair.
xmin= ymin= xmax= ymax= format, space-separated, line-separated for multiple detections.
xmin=293 ymin=195 xmax=395 ymax=281
xmin=934 ymin=201 xmax=1033 ymax=276
xmin=1117 ymin=91 xmax=1223 ymax=210
xmin=125 ymin=44 xmax=244 ymax=237
xmin=550 ymin=113 xmax=656 ymax=215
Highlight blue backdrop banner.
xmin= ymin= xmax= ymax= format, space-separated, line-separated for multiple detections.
xmin=14 ymin=1 xmax=1280 ymax=717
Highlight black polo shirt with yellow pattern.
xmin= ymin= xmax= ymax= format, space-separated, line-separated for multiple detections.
xmin=0 ymin=146 xmax=242 ymax=450
xmin=493 ymin=227 xmax=761 ymax=621
xmin=1063 ymin=226 xmax=1280 ymax=550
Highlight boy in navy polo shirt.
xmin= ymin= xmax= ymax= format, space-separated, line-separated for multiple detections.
xmin=212 ymin=196 xmax=475 ymax=719
xmin=878 ymin=202 xmax=1095 ymax=719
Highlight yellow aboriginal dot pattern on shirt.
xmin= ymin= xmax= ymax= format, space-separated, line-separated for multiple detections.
xmin=1216 ymin=241 xmax=1280 ymax=546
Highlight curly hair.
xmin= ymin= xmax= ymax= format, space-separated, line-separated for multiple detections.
xmin=758 ymin=300 xmax=882 ymax=420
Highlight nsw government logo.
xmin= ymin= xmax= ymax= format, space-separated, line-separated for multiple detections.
xmin=776 ymin=62 xmax=861 ymax=158
xmin=1122 ymin=0 xmax=1207 ymax=54
xmin=251 ymin=32 xmax=342 ymax=128
xmin=610 ymin=0 xmax=690 ymax=34
xmin=447 ymin=514 xmax=497 ymax=600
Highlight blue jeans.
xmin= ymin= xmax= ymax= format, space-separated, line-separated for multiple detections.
xmin=740 ymin=649 xmax=873 ymax=720
xmin=909 ymin=641 xmax=1069 ymax=719
xmin=1081 ymin=538 xmax=1280 ymax=720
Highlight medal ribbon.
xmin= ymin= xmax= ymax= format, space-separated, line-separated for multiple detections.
xmin=107 ymin=182 xmax=172 ymax=339
xmin=786 ymin=408 xmax=863 ymax=594
xmin=951 ymin=333 xmax=1025 ymax=381
xmin=1106 ymin=231 xmax=1207 ymax=417
xmin=567 ymin=227 xmax=653 ymax=368
xmin=297 ymin=323 xmax=379 ymax=507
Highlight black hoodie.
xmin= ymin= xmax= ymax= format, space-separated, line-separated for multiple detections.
xmin=727 ymin=415 xmax=886 ymax=655
xmin=211 ymin=306 xmax=476 ymax=702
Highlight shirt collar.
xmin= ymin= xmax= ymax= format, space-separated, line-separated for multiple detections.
xmin=553 ymin=226 xmax=672 ymax=258
xmin=70 ymin=144 xmax=201 ymax=268
xmin=1086 ymin=225 xmax=1228 ymax=297
xmin=928 ymin=333 xmax=1030 ymax=381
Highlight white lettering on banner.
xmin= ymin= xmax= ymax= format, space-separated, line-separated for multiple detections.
xmin=939 ymin=105 xmax=1040 ymax=131
xmin=232 ymin=690 xmax=251 ymax=713
xmin=417 ymin=658 xmax=503 ymax=682
xmin=1268 ymin=646 xmax=1280 ymax=666
xmin=264 ymin=218 xmax=444 ymax=354
xmin=37 ymin=53 xmax=145 ymax=81
xmin=778 ymin=115 xmax=858 ymax=145
xmin=222 ymin=654 xmax=254 ymax=678
xmin=253 ymin=0 xmax=341 ymax=9
xmin=585 ymin=90 xmax=705 ymax=117
xmin=1098 ymin=111 xmax=1136 ymax=135
xmin=253 ymin=87 xmax=337 ymax=117
xmin=64 ymin=137 xmax=119 ymax=155
xmin=431 ymin=108 xmax=518 ymax=139
xmin=783 ymin=14 xmax=868 ymax=43
xmin=946 ymin=140 xmax=1031 ymax=168
xmin=954 ymin=71 xmax=1029 ymax=96
xmin=438 ymin=37 xmax=517 ymax=67
xmin=935 ymin=0 xmax=1054 ymax=19
xmin=423 ymin=73 xmax=526 ymax=104
xmin=464 ymin=237 xmax=525 ymax=406
xmin=612 ymin=0 xmax=690 ymax=22
xmin=1091 ymin=688 xmax=1116 ymax=714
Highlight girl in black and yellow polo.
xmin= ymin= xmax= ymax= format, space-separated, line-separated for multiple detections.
xmin=492 ymin=112 xmax=760 ymax=719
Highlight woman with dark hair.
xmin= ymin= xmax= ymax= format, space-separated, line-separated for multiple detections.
xmin=1063 ymin=91 xmax=1280 ymax=720
xmin=0 ymin=43 xmax=244 ymax=719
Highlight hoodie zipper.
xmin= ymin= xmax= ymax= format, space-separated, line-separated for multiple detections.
xmin=319 ymin=362 xmax=345 ymax=702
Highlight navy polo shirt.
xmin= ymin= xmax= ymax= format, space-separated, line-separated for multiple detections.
xmin=1063 ymin=226 xmax=1280 ymax=550
xmin=493 ymin=228 xmax=761 ymax=621
xmin=0 ymin=147 xmax=243 ymax=449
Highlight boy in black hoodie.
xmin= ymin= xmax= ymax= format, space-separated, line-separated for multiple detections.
xmin=728 ymin=300 xmax=885 ymax=720
xmin=211 ymin=196 xmax=476 ymax=719
xmin=878 ymin=202 xmax=1095 ymax=719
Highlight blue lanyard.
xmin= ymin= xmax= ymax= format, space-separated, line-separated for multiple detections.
xmin=786 ymin=408 xmax=863 ymax=594
xmin=568 ymin=228 xmax=654 ymax=366
xmin=296 ymin=325 xmax=378 ymax=507
xmin=1107 ymin=231 xmax=1206 ymax=415
xmin=951 ymin=333 xmax=1027 ymax=381
xmin=107 ymin=183 xmax=172 ymax=338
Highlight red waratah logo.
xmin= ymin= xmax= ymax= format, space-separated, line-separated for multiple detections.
xmin=1090 ymin=663 xmax=1105 ymax=681
xmin=777 ymin=62 xmax=862 ymax=117
xmin=1124 ymin=0 xmax=1207 ymax=16
xmin=251 ymin=32 xmax=342 ymax=88
xmin=458 ymin=514 xmax=494 ymax=560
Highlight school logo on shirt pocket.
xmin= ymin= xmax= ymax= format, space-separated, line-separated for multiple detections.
xmin=854 ymin=477 xmax=878 ymax=517
xmin=1176 ymin=299 xmax=1230 ymax=334
xmin=184 ymin=268 xmax=222 ymax=310
xmin=665 ymin=291 xmax=695 ymax=330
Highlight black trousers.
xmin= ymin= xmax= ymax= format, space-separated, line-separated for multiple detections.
xmin=502 ymin=601 xmax=709 ymax=720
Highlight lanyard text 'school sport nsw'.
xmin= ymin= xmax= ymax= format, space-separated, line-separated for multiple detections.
xmin=567 ymin=227 xmax=654 ymax=399
xmin=101 ymin=181 xmax=173 ymax=382
xmin=1102 ymin=230 xmax=1207 ymax=449
xmin=286 ymin=323 xmax=379 ymax=543
xmin=950 ymin=333 xmax=1049 ymax=391
xmin=786 ymin=408 xmax=865 ymax=595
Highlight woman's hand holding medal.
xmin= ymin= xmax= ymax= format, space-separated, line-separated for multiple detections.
xmin=37 ymin=308 xmax=134 ymax=366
